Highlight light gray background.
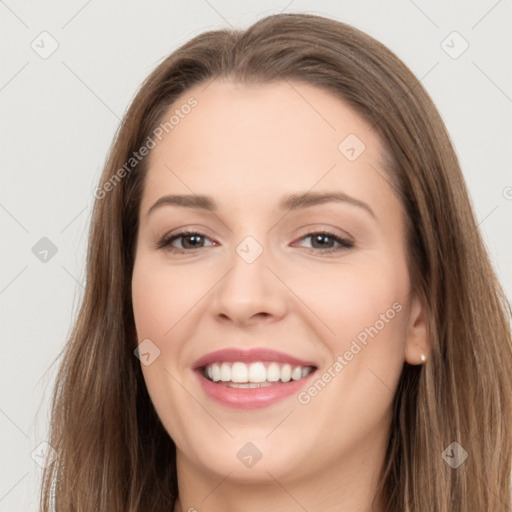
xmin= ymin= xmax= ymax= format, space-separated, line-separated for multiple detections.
xmin=1 ymin=1 xmax=511 ymax=510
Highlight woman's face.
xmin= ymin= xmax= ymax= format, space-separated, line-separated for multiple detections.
xmin=131 ymin=80 xmax=426 ymax=488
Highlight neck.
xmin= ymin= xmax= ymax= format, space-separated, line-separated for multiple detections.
xmin=173 ymin=440 xmax=387 ymax=512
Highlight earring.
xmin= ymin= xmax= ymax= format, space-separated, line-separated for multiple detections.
xmin=420 ymin=353 xmax=426 ymax=363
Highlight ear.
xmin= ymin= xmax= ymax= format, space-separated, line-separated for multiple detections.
xmin=404 ymin=293 xmax=429 ymax=365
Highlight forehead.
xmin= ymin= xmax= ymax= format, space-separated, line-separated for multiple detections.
xmin=141 ymin=79 xmax=394 ymax=215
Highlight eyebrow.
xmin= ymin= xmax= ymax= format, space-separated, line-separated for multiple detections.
xmin=146 ymin=191 xmax=375 ymax=218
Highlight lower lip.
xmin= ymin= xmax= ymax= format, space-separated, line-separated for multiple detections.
xmin=196 ymin=371 xmax=316 ymax=409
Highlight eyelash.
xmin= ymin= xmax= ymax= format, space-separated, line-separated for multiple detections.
xmin=156 ymin=230 xmax=354 ymax=255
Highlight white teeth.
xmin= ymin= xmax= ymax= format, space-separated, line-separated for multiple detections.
xmin=266 ymin=362 xmax=281 ymax=382
xmin=291 ymin=366 xmax=302 ymax=381
xmin=231 ymin=362 xmax=248 ymax=383
xmin=281 ymin=364 xmax=292 ymax=382
xmin=211 ymin=363 xmax=221 ymax=382
xmin=248 ymin=362 xmax=267 ymax=382
xmin=220 ymin=362 xmax=231 ymax=382
xmin=227 ymin=382 xmax=272 ymax=389
xmin=203 ymin=361 xmax=314 ymax=384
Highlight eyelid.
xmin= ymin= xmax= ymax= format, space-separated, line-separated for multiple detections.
xmin=290 ymin=231 xmax=354 ymax=254
xmin=156 ymin=226 xmax=355 ymax=255
xmin=155 ymin=229 xmax=218 ymax=251
xmin=291 ymin=224 xmax=355 ymax=244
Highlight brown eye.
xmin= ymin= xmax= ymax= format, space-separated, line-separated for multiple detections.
xmin=157 ymin=230 xmax=353 ymax=255
xmin=157 ymin=231 xmax=216 ymax=251
xmin=295 ymin=231 xmax=354 ymax=253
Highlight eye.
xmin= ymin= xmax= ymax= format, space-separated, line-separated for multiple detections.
xmin=157 ymin=231 xmax=217 ymax=252
xmin=156 ymin=230 xmax=354 ymax=255
xmin=293 ymin=231 xmax=354 ymax=254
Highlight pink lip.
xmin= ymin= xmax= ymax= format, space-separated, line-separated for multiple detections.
xmin=192 ymin=348 xmax=317 ymax=369
xmin=192 ymin=348 xmax=318 ymax=410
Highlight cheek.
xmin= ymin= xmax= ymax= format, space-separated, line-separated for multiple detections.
xmin=289 ymin=260 xmax=410 ymax=441
xmin=288 ymin=255 xmax=410 ymax=351
xmin=131 ymin=255 xmax=200 ymax=447
xmin=288 ymin=255 xmax=411 ymax=425
xmin=131 ymin=255 xmax=203 ymax=342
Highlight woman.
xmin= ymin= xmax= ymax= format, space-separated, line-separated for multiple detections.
xmin=40 ymin=12 xmax=512 ymax=512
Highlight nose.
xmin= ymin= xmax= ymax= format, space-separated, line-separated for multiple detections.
xmin=210 ymin=240 xmax=289 ymax=328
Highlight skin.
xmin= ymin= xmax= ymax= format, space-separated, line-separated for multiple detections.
xmin=131 ymin=79 xmax=428 ymax=512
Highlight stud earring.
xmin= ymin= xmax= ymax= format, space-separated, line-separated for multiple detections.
xmin=420 ymin=353 xmax=426 ymax=363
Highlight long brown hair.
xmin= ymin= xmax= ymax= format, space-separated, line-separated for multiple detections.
xmin=40 ymin=12 xmax=512 ymax=511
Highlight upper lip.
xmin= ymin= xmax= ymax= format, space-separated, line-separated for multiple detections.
xmin=192 ymin=348 xmax=317 ymax=370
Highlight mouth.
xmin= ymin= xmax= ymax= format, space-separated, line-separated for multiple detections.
xmin=202 ymin=361 xmax=315 ymax=387
xmin=193 ymin=348 xmax=318 ymax=409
